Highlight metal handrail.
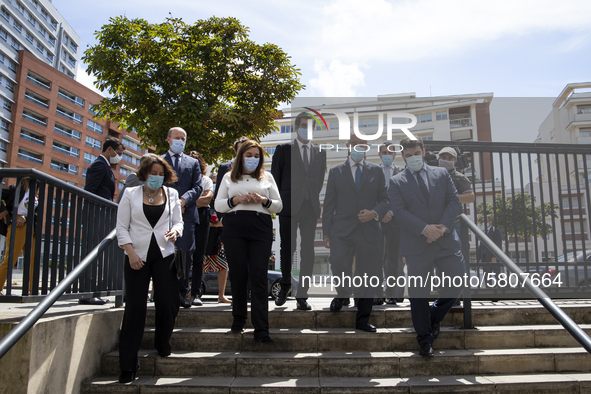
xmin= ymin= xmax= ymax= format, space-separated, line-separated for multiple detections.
xmin=460 ymin=213 xmax=591 ymax=354
xmin=0 ymin=228 xmax=117 ymax=359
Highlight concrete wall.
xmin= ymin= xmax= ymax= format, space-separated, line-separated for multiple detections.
xmin=0 ymin=308 xmax=123 ymax=394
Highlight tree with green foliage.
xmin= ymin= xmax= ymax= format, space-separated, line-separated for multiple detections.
xmin=476 ymin=192 xmax=558 ymax=239
xmin=83 ymin=16 xmax=304 ymax=162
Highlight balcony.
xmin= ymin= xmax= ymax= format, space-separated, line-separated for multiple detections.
xmin=22 ymin=111 xmax=47 ymax=127
xmin=18 ymin=151 xmax=42 ymax=164
xmin=26 ymin=73 xmax=51 ymax=90
xmin=52 ymin=144 xmax=79 ymax=158
xmin=50 ymin=162 xmax=68 ymax=173
xmin=450 ymin=118 xmax=473 ymax=128
xmin=24 ymin=92 xmax=49 ymax=109
xmin=54 ymin=125 xmax=81 ymax=141
xmin=56 ymin=106 xmax=82 ymax=124
xmin=20 ymin=132 xmax=45 ymax=145
xmin=58 ymin=89 xmax=84 ymax=107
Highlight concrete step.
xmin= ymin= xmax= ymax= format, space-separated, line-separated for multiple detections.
xmin=138 ymin=325 xmax=591 ymax=353
xmin=152 ymin=302 xmax=591 ymax=329
xmin=101 ymin=348 xmax=591 ymax=378
xmin=83 ymin=372 xmax=591 ymax=393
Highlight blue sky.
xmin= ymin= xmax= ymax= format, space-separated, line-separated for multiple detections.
xmin=53 ymin=0 xmax=591 ymax=141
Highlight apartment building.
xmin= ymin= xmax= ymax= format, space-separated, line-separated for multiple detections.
xmin=0 ymin=0 xmax=80 ymax=165
xmin=261 ymin=92 xmax=494 ymax=273
xmin=9 ymin=49 xmax=144 ymax=201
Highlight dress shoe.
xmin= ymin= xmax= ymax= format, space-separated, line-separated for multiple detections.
xmin=330 ymin=298 xmax=343 ymax=312
xmin=373 ymin=297 xmax=384 ymax=306
xmin=231 ymin=320 xmax=245 ymax=333
xmin=355 ymin=322 xmax=377 ymax=332
xmin=394 ymin=298 xmax=404 ymax=303
xmin=254 ymin=336 xmax=274 ymax=343
xmin=119 ymin=362 xmax=140 ymax=383
xmin=431 ymin=316 xmax=440 ymax=340
xmin=79 ymin=297 xmax=108 ymax=305
xmin=296 ymin=299 xmax=312 ymax=310
xmin=191 ymin=296 xmax=203 ymax=306
xmin=180 ymin=295 xmax=191 ymax=308
xmin=419 ymin=343 xmax=434 ymax=357
xmin=275 ymin=287 xmax=290 ymax=306
xmin=342 ymin=298 xmax=350 ymax=306
xmin=385 ymin=298 xmax=397 ymax=305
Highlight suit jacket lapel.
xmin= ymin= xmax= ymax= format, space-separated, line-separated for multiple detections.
xmin=426 ymin=165 xmax=436 ymax=206
xmin=404 ymin=168 xmax=427 ymax=205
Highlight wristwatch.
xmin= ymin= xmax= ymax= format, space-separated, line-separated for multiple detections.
xmin=20 ymin=215 xmax=26 ymax=222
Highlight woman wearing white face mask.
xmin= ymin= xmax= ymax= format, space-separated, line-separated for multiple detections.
xmin=116 ymin=155 xmax=184 ymax=383
xmin=214 ymin=139 xmax=282 ymax=343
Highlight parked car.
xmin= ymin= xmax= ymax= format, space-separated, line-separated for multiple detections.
xmin=192 ymin=270 xmax=298 ymax=300
xmin=542 ymin=251 xmax=591 ymax=288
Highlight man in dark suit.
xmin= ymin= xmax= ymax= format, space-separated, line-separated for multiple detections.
xmin=81 ymin=136 xmax=125 ymax=305
xmin=84 ymin=137 xmax=124 ymax=201
xmin=271 ymin=113 xmax=326 ymax=310
xmin=162 ymin=127 xmax=203 ymax=308
xmin=322 ymin=134 xmax=389 ymax=332
xmin=480 ymin=215 xmax=503 ymax=276
xmin=377 ymin=142 xmax=404 ymax=305
xmin=389 ymin=136 xmax=465 ymax=356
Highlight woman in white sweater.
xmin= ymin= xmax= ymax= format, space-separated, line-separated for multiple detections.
xmin=215 ymin=139 xmax=282 ymax=343
xmin=116 ymin=155 xmax=184 ymax=383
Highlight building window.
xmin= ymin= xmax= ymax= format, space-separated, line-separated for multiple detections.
xmin=87 ymin=120 xmax=103 ymax=134
xmin=122 ymin=138 xmax=142 ymax=152
xmin=577 ymin=105 xmax=591 ymax=115
xmin=16 ymin=2 xmax=25 ymax=14
xmin=122 ymin=153 xmax=140 ymax=166
xmin=580 ymin=128 xmax=591 ymax=138
xmin=266 ymin=146 xmax=276 ymax=155
xmin=36 ymin=42 xmax=43 ymax=54
xmin=120 ymin=167 xmax=129 ymax=177
xmin=419 ymin=113 xmax=432 ymax=123
xmin=358 ymin=118 xmax=378 ymax=128
xmin=82 ymin=168 xmax=87 ymax=178
xmin=0 ymin=29 xmax=7 ymax=41
xmin=1 ymin=8 xmax=9 ymax=21
xmin=436 ymin=111 xmax=448 ymax=121
xmin=85 ymin=135 xmax=101 ymax=150
xmin=280 ymin=125 xmax=291 ymax=134
xmin=330 ymin=121 xmax=339 ymax=130
xmin=25 ymin=30 xmax=33 ymax=44
xmin=3 ymin=100 xmax=12 ymax=112
xmin=13 ymin=21 xmax=22 ymax=33
xmin=84 ymin=152 xmax=97 ymax=163
xmin=423 ymin=135 xmax=434 ymax=141
xmin=1 ymin=119 xmax=9 ymax=132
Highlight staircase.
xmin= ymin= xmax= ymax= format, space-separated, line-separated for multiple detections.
xmin=83 ymin=300 xmax=591 ymax=393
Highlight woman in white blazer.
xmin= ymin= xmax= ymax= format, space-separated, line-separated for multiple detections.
xmin=116 ymin=155 xmax=183 ymax=383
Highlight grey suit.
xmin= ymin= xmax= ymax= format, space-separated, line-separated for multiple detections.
xmin=117 ymin=173 xmax=143 ymax=203
xmin=389 ymin=164 xmax=465 ymax=346
xmin=322 ymin=159 xmax=389 ymax=325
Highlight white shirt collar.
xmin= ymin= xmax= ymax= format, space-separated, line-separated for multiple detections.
xmin=99 ymin=154 xmax=110 ymax=165
xmin=296 ymin=138 xmax=311 ymax=149
xmin=349 ymin=158 xmax=365 ymax=168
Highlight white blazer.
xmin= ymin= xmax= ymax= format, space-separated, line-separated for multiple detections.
xmin=116 ymin=185 xmax=184 ymax=262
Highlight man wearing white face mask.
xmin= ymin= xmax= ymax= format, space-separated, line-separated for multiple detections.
xmin=81 ymin=136 xmax=125 ymax=305
xmin=389 ymin=137 xmax=465 ymax=357
xmin=84 ymin=136 xmax=125 ymax=201
xmin=162 ymin=127 xmax=203 ymax=308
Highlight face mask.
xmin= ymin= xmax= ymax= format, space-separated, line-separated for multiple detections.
xmin=146 ymin=174 xmax=164 ymax=190
xmin=439 ymin=159 xmax=455 ymax=171
xmin=405 ymin=154 xmax=424 ymax=172
xmin=350 ymin=148 xmax=365 ymax=162
xmin=297 ymin=127 xmax=309 ymax=141
xmin=243 ymin=157 xmax=259 ymax=172
xmin=110 ymin=150 xmax=122 ymax=164
xmin=170 ymin=139 xmax=185 ymax=155
xmin=381 ymin=155 xmax=394 ymax=167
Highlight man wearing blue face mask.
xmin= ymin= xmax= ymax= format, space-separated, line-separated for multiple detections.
xmin=389 ymin=137 xmax=465 ymax=357
xmin=162 ymin=127 xmax=203 ymax=308
xmin=376 ymin=142 xmax=404 ymax=305
xmin=322 ymin=134 xmax=389 ymax=332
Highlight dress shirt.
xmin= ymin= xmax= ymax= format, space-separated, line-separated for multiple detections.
xmin=99 ymin=154 xmax=111 ymax=166
xmin=296 ymin=138 xmax=311 ymax=164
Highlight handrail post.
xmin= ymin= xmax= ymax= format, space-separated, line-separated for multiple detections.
xmin=460 ymin=219 xmax=473 ymax=329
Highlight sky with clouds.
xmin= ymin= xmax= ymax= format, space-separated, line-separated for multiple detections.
xmin=54 ymin=0 xmax=591 ymax=141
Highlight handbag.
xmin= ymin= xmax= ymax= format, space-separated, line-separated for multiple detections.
xmin=167 ymin=186 xmax=184 ymax=279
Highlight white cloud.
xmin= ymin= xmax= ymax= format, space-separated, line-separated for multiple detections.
xmin=76 ymin=63 xmax=103 ymax=95
xmin=319 ymin=0 xmax=591 ymax=63
xmin=309 ymin=60 xmax=366 ymax=97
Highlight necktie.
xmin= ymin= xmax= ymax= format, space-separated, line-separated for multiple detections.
xmin=302 ymin=145 xmax=309 ymax=172
xmin=415 ymin=170 xmax=429 ymax=203
xmin=383 ymin=167 xmax=390 ymax=190
xmin=174 ymin=154 xmax=180 ymax=175
xmin=355 ymin=163 xmax=362 ymax=190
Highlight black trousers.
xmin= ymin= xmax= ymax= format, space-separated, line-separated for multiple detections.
xmin=119 ymin=253 xmax=178 ymax=371
xmin=223 ymin=237 xmax=272 ymax=339
xmin=279 ymin=200 xmax=317 ymax=298
xmin=177 ymin=250 xmax=193 ymax=297
xmin=191 ymin=207 xmax=211 ymax=298
xmin=381 ymin=224 xmax=403 ymax=299
xmin=329 ymin=225 xmax=381 ymax=325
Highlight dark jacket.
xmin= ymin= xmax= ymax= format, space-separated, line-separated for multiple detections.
xmin=84 ymin=156 xmax=115 ymax=201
